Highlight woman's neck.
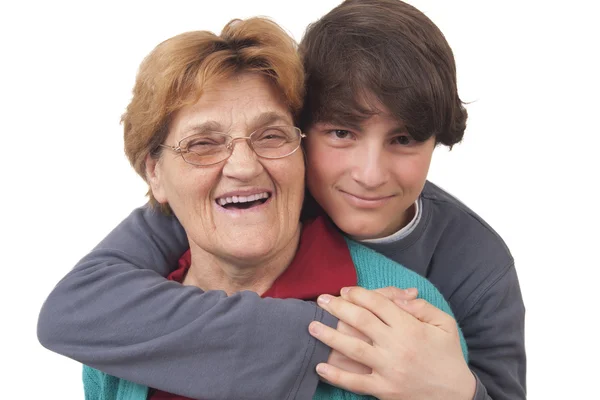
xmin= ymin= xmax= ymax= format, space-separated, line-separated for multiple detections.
xmin=182 ymin=225 xmax=302 ymax=295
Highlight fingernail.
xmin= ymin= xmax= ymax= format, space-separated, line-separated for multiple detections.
xmin=309 ymin=321 xmax=322 ymax=335
xmin=341 ymin=287 xmax=351 ymax=295
xmin=316 ymin=364 xmax=329 ymax=375
xmin=318 ymin=294 xmax=332 ymax=305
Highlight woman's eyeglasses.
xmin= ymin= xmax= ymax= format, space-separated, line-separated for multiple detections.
xmin=159 ymin=125 xmax=305 ymax=166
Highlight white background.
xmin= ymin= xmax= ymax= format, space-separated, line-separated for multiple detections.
xmin=1 ymin=0 xmax=598 ymax=398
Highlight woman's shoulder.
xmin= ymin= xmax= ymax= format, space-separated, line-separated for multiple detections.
xmin=82 ymin=365 xmax=148 ymax=400
xmin=345 ymin=238 xmax=451 ymax=313
xmin=345 ymin=238 xmax=468 ymax=361
xmin=345 ymin=237 xmax=419 ymax=281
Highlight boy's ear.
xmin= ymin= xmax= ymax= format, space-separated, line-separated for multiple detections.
xmin=145 ymin=154 xmax=167 ymax=203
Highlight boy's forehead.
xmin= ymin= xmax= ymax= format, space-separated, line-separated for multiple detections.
xmin=318 ymin=90 xmax=402 ymax=124
xmin=317 ymin=109 xmax=405 ymax=130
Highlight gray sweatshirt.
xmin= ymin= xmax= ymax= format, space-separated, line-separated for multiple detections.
xmin=37 ymin=181 xmax=526 ymax=400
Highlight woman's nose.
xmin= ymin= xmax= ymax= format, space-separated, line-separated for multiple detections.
xmin=221 ymin=138 xmax=264 ymax=181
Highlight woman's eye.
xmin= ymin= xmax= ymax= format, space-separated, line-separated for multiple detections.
xmin=189 ymin=141 xmax=215 ymax=147
xmin=186 ymin=140 xmax=222 ymax=153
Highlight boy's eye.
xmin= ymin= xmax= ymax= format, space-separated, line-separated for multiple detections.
xmin=392 ymin=135 xmax=413 ymax=145
xmin=331 ymin=130 xmax=352 ymax=139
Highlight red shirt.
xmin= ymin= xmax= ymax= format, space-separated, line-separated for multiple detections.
xmin=149 ymin=216 xmax=357 ymax=399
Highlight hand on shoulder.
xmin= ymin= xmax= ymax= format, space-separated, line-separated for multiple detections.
xmin=309 ymin=287 xmax=476 ymax=400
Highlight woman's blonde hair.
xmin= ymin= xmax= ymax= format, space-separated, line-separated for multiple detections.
xmin=122 ymin=17 xmax=304 ymax=204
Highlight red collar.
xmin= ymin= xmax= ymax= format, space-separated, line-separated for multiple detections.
xmin=168 ymin=216 xmax=357 ymax=300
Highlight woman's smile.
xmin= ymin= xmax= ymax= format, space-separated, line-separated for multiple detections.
xmin=215 ymin=189 xmax=272 ymax=213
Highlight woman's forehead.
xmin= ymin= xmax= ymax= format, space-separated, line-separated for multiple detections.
xmin=172 ymin=109 xmax=293 ymax=139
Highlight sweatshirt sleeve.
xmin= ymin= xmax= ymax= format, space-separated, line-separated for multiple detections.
xmin=462 ymin=263 xmax=526 ymax=400
xmin=37 ymin=204 xmax=337 ymax=400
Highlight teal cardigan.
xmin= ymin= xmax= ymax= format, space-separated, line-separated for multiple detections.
xmin=83 ymin=239 xmax=468 ymax=400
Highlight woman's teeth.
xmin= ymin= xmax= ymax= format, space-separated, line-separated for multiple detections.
xmin=217 ymin=192 xmax=270 ymax=207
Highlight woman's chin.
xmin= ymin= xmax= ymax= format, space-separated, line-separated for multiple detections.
xmin=220 ymin=240 xmax=280 ymax=263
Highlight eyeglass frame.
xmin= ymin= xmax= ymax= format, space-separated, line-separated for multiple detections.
xmin=157 ymin=125 xmax=306 ymax=167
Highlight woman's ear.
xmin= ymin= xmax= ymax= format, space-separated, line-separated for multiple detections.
xmin=145 ymin=154 xmax=167 ymax=203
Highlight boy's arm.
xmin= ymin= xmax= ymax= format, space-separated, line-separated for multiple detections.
xmin=38 ymin=205 xmax=336 ymax=400
xmin=461 ymin=263 xmax=526 ymax=400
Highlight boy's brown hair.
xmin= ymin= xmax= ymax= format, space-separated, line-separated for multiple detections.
xmin=300 ymin=0 xmax=467 ymax=146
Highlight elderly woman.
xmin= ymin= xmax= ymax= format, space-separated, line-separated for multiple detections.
xmin=79 ymin=16 xmax=467 ymax=400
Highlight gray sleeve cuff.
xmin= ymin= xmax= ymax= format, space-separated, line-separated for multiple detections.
xmin=471 ymin=370 xmax=490 ymax=400
xmin=293 ymin=308 xmax=337 ymax=400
